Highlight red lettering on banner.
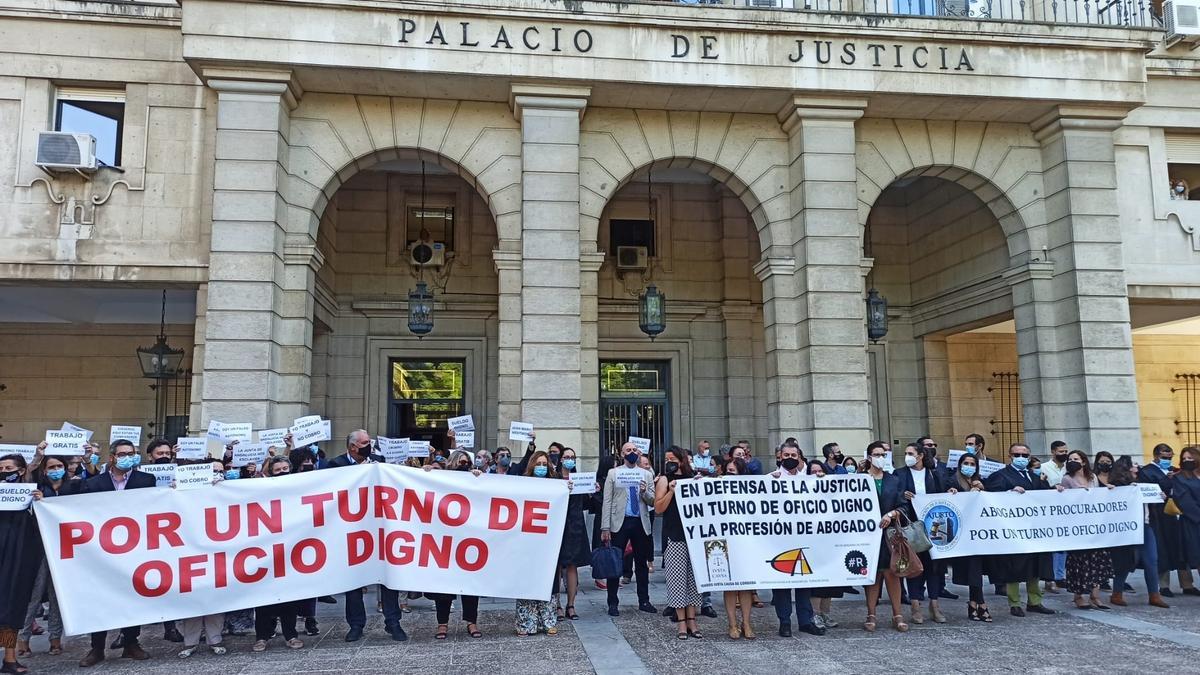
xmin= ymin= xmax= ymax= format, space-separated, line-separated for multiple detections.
xmin=392 ymin=529 xmax=415 ymax=564
xmin=100 ymin=516 xmax=139 ymax=554
xmin=522 ymin=501 xmax=551 ymax=534
xmin=249 ymin=500 xmax=282 ymax=535
xmin=375 ymin=485 xmax=399 ymax=519
xmin=272 ymin=542 xmax=287 ymax=578
xmin=419 ymin=534 xmax=453 ymax=568
xmin=59 ymin=521 xmax=94 ymax=559
xmin=292 ymin=538 xmax=326 ymax=573
xmin=456 ymin=538 xmax=488 ymax=571
xmin=301 ymin=492 xmax=334 ymax=526
xmin=438 ymin=494 xmax=470 ymax=526
xmin=401 ymin=489 xmax=434 ymax=522
xmin=146 ymin=512 xmax=183 ymax=550
xmin=132 ymin=560 xmax=172 ymax=597
xmin=179 ymin=554 xmax=207 ymax=593
xmin=489 ymin=498 xmax=518 ymax=530
xmin=233 ymin=547 xmax=268 ymax=583
xmin=338 ymin=487 xmax=370 ymax=522
xmin=347 ymin=530 xmax=373 ymax=565
xmin=205 ymin=505 xmax=240 ymax=542
xmin=214 ymin=551 xmax=228 ymax=588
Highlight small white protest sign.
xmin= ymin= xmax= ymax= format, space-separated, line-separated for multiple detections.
xmin=108 ymin=425 xmax=142 ymax=446
xmin=175 ymin=463 xmax=215 ymax=491
xmin=569 ymin=471 xmax=598 ymax=495
xmin=0 ymin=484 xmax=35 ymax=511
xmin=231 ymin=442 xmax=270 ymax=468
xmin=448 ymin=415 xmax=475 ymax=433
xmin=139 ymin=463 xmax=177 ymax=488
xmin=509 ymin=422 xmax=534 ymax=443
xmin=44 ymin=430 xmax=87 ymax=456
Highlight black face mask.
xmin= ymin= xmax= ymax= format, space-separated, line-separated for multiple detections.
xmin=1066 ymin=460 xmax=1083 ymax=475
xmin=357 ymin=445 xmax=373 ymax=458
xmin=549 ymin=453 xmax=561 ymax=465
xmin=153 ymin=456 xmax=173 ymax=465
xmin=664 ymin=461 xmax=680 ymax=475
xmin=833 ymin=454 xmax=844 ymax=464
xmin=0 ymin=470 xmax=20 ymax=483
xmin=781 ymin=457 xmax=801 ymax=471
xmin=1054 ymin=453 xmax=1068 ymax=463
xmin=1182 ymin=459 xmax=1198 ymax=472
xmin=299 ymin=464 xmax=314 ymax=472
xmin=1096 ymin=462 xmax=1112 ymax=473
xmin=456 ymin=464 xmax=471 ymax=472
xmin=624 ymin=452 xmax=639 ymax=465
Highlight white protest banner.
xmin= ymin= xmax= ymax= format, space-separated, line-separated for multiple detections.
xmin=509 ymin=422 xmax=533 ymax=443
xmin=319 ymin=420 xmax=332 ymax=443
xmin=139 ymin=464 xmax=177 ymax=488
xmin=1139 ymin=483 xmax=1166 ymax=504
xmin=628 ymin=436 xmax=651 ymax=454
xmin=377 ymin=438 xmax=407 ymax=464
xmin=946 ymin=450 xmax=965 ymax=469
xmin=44 ymin=430 xmax=87 ymax=456
xmin=0 ymin=483 xmax=36 ymax=511
xmin=456 ymin=431 xmax=475 ymax=449
xmin=231 ymin=442 xmax=270 ymax=468
xmin=407 ymin=440 xmax=430 ymax=459
xmin=675 ymin=475 xmax=882 ymax=592
xmin=448 ymin=415 xmax=475 ymax=433
xmin=35 ymin=464 xmax=568 ymax=634
xmin=289 ymin=416 xmax=329 ymax=448
xmin=568 ymin=471 xmax=597 ymax=495
xmin=0 ymin=444 xmax=37 ymax=465
xmin=175 ymin=464 xmax=215 ymax=491
xmin=258 ymin=428 xmax=289 ymax=447
xmin=913 ymin=485 xmax=1143 ymax=560
xmin=109 ymin=425 xmax=142 ymax=446
xmin=61 ymin=422 xmax=94 ymax=442
xmin=979 ymin=459 xmax=1004 ymax=479
xmin=611 ymin=467 xmax=644 ymax=489
xmin=175 ymin=438 xmax=209 ymax=461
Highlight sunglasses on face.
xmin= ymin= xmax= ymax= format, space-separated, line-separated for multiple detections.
xmin=1011 ymin=452 xmax=1030 ymax=458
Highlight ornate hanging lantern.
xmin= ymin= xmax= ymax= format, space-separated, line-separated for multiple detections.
xmin=866 ymin=287 xmax=888 ymax=343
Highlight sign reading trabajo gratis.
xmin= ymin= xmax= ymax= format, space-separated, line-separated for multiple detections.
xmin=396 ymin=18 xmax=975 ymax=73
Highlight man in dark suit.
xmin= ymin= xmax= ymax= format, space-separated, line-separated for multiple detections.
xmin=1139 ymin=444 xmax=1188 ymax=602
xmin=77 ymin=440 xmax=156 ymax=667
xmin=322 ymin=430 xmax=405 ymax=642
xmin=985 ymin=443 xmax=1057 ymax=617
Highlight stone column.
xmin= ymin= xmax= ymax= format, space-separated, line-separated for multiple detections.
xmin=1013 ymin=107 xmax=1141 ymax=454
xmin=579 ymin=251 xmax=604 ymax=462
xmin=510 ymin=84 xmax=590 ymax=452
xmin=493 ymin=249 xmax=522 ymax=449
xmin=201 ymin=72 xmax=316 ymax=430
xmin=754 ymin=256 xmax=803 ymax=445
xmin=777 ymin=96 xmax=873 ymax=453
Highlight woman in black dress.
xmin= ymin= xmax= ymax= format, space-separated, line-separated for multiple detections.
xmin=949 ymin=454 xmax=994 ymax=622
xmin=1 ymin=453 xmax=43 ymax=675
xmin=557 ymin=447 xmax=593 ymax=620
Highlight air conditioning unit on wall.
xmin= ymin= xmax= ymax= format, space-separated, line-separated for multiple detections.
xmin=409 ymin=239 xmax=446 ymax=267
xmin=36 ymin=132 xmax=97 ymax=171
xmin=616 ymin=246 xmax=649 ymax=270
xmin=1166 ymin=0 xmax=1200 ymax=44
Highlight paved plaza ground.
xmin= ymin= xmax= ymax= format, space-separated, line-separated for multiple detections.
xmin=18 ymin=566 xmax=1200 ymax=675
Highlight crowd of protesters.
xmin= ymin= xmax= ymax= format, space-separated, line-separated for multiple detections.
xmin=2 ymin=426 xmax=1198 ymax=673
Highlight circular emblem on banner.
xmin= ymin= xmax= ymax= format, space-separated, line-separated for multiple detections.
xmin=921 ymin=499 xmax=962 ymax=554
xmin=844 ymin=549 xmax=869 ymax=576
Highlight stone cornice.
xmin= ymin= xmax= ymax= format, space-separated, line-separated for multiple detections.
xmin=778 ymin=95 xmax=868 ymax=132
xmin=753 ymin=256 xmax=796 ymax=281
xmin=1031 ymin=105 xmax=1129 ymax=140
xmin=203 ymin=68 xmax=303 ymax=109
xmin=492 ymin=248 xmax=522 ymax=273
xmin=510 ymin=83 xmax=591 ymax=120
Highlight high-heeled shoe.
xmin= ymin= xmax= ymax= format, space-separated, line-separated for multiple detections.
xmin=728 ymin=625 xmax=741 ymax=640
xmin=910 ymin=600 xmax=924 ymax=625
xmin=863 ymin=614 xmax=877 ymax=632
xmin=968 ymin=602 xmax=981 ymax=622
xmin=892 ymin=615 xmax=909 ymax=632
xmin=742 ymin=624 xmax=756 ymax=640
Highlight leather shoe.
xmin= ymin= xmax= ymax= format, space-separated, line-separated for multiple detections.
xmin=1026 ymin=604 xmax=1055 ymax=615
xmin=1009 ymin=606 xmax=1026 ymax=617
xmin=798 ymin=623 xmax=825 ymax=636
xmin=389 ymin=625 xmax=408 ymax=642
xmin=778 ymin=624 xmax=792 ymax=637
xmin=701 ymin=605 xmax=718 ymax=618
xmin=304 ymin=617 xmax=320 ymax=636
xmin=344 ymin=626 xmax=364 ymax=642
xmin=121 ymin=643 xmax=149 ymax=661
xmin=79 ymin=649 xmax=105 ymax=667
xmin=1161 ymin=588 xmax=1176 ymax=598
xmin=1183 ymin=588 xmax=1200 ymax=597
xmin=163 ymin=627 xmax=184 ymax=643
xmin=638 ymin=602 xmax=657 ymax=614
xmin=939 ymin=589 xmax=959 ymax=600
xmin=109 ymin=635 xmax=124 ymax=650
xmin=607 ymin=605 xmax=620 ymax=617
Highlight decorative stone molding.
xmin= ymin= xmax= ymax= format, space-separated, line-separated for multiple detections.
xmin=283 ymin=236 xmax=326 ymax=272
xmin=492 ymin=248 xmax=522 ymax=273
xmin=203 ymin=68 xmax=303 ymax=110
xmin=579 ymin=251 xmax=605 ymax=273
xmin=509 ymin=83 xmax=591 ymax=119
xmin=753 ymin=256 xmax=796 ymax=281
xmin=1002 ymin=259 xmax=1055 ymax=285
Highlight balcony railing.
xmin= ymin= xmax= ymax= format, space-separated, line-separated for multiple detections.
xmin=676 ymin=0 xmax=1163 ymax=28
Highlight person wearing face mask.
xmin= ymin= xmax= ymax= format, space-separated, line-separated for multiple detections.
xmin=141 ymin=439 xmax=188 ymax=644
xmin=842 ymin=456 xmax=861 ymax=474
xmin=962 ymin=433 xmax=987 ymax=462
xmin=175 ymin=460 xmax=230 ymax=658
xmin=75 ymin=440 xmax=155 ymax=666
xmin=15 ymin=455 xmax=81 ymax=658
xmin=771 ymin=444 xmax=825 ymax=636
xmin=1108 ymin=456 xmax=1165 ymax=608
xmin=556 ymin=448 xmax=593 ymax=620
xmin=1166 ymin=446 xmax=1200 ymax=598
xmin=985 ymin=443 xmax=1063 ymax=617
xmin=514 ymin=451 xmax=560 ymax=636
xmin=897 ymin=443 xmax=950 ymax=625
xmin=491 ymin=447 xmax=514 ymax=475
xmin=821 ymin=443 xmax=847 ymax=475
xmin=251 ymin=458 xmax=306 ymax=652
xmin=473 ymin=449 xmax=492 ymax=473
xmin=1090 ymin=451 xmax=1122 ymax=592
xmin=1139 ymin=443 xmax=1191 ymax=600
xmin=423 ymin=450 xmax=485 ymax=639
xmin=1059 ymin=450 xmax=1115 ymax=610
xmin=1038 ymin=440 xmax=1071 ymax=593
xmin=863 ymin=444 xmax=907 ymax=633
xmin=600 ymin=443 xmax=656 ymax=616
xmin=947 ymin=455 xmax=994 ymax=622
xmin=654 ymin=447 xmax=704 ymax=640
xmin=509 ymin=432 xmax=539 ymax=476
xmin=285 ymin=448 xmax=321 ymax=634
xmin=545 ymin=442 xmax=565 ymax=472
xmin=1 ymin=454 xmax=44 ymax=675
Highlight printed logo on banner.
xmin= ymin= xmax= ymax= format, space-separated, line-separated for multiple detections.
xmin=767 ymin=548 xmax=813 ymax=577
xmin=919 ymin=498 xmax=962 ymax=555
xmin=703 ymin=539 xmax=731 ymax=584
xmin=844 ymin=550 xmax=869 ymax=576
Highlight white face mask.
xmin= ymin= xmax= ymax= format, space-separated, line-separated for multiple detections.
xmin=904 ymin=454 xmax=918 ymax=468
xmin=871 ymin=457 xmax=888 ymax=470
xmin=1176 ymin=184 xmax=1187 ymax=194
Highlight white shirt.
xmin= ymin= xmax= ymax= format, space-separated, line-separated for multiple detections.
xmin=1041 ymin=461 xmax=1067 ymax=487
xmin=911 ymin=467 xmax=927 ymax=495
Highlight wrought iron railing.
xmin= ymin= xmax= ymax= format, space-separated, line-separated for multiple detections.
xmin=989 ymin=371 xmax=1025 ymax=459
xmin=689 ymin=0 xmax=1163 ymax=28
xmin=1174 ymin=373 xmax=1200 ymax=447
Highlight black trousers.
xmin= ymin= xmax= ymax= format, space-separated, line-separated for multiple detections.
xmin=607 ymin=516 xmax=651 ymax=606
xmin=91 ymin=626 xmax=139 ymax=651
xmin=428 ymin=593 xmax=479 ymax=624
xmin=254 ymin=601 xmax=298 ymax=641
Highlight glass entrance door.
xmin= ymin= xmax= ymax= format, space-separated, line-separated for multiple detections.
xmin=599 ymin=361 xmax=671 ymax=472
xmin=387 ymin=359 xmax=465 ymax=455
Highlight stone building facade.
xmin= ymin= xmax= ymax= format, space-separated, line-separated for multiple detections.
xmin=1 ymin=0 xmax=1199 ymax=464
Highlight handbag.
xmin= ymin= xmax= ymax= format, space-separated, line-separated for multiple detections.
xmin=591 ymin=543 xmax=623 ymax=580
xmin=897 ymin=511 xmax=933 ymax=554
xmin=886 ymin=524 xmax=926 ymax=579
xmin=1165 ymin=498 xmax=1183 ymax=517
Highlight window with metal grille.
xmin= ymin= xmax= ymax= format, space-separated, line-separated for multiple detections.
xmin=1174 ymin=373 xmax=1200 ymax=447
xmin=989 ymin=371 xmax=1024 ymax=459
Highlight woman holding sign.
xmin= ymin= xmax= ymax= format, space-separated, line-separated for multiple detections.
xmin=863 ymin=445 xmax=908 ymax=633
xmin=251 ymin=457 xmax=305 ymax=652
xmin=655 ymin=447 xmax=703 ymax=640
xmin=15 ymin=455 xmax=80 ymax=657
xmin=1060 ymin=450 xmax=1115 ymax=610
xmin=947 ymin=454 xmax=994 ymax=622
xmin=515 ymin=451 xmax=559 ymax=637
xmin=0 ymin=453 xmax=42 ymax=675
xmin=1167 ymin=447 xmax=1200 ymax=583
xmin=558 ymin=447 xmax=593 ymax=621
